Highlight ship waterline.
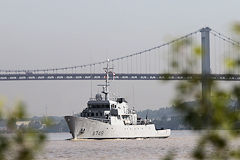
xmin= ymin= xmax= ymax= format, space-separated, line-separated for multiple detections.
xmin=65 ymin=116 xmax=171 ymax=139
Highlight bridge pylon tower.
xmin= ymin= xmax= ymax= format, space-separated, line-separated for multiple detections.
xmin=200 ymin=27 xmax=211 ymax=103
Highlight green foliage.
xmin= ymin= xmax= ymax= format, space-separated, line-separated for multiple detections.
xmin=232 ymin=22 xmax=240 ymax=35
xmin=0 ymin=101 xmax=46 ymax=160
xmin=194 ymin=46 xmax=202 ymax=56
xmin=163 ymin=151 xmax=175 ymax=160
xmin=41 ymin=116 xmax=54 ymax=127
xmin=172 ymin=38 xmax=191 ymax=53
xmin=165 ymin=23 xmax=240 ymax=160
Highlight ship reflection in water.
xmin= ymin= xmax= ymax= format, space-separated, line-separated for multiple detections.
xmin=38 ymin=131 xmax=202 ymax=160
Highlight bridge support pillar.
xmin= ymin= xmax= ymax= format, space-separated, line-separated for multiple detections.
xmin=200 ymin=27 xmax=211 ymax=103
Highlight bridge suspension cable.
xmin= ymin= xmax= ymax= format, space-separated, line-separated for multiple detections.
xmin=210 ymin=29 xmax=240 ymax=47
xmin=1 ymin=27 xmax=240 ymax=82
xmin=0 ymin=29 xmax=200 ymax=74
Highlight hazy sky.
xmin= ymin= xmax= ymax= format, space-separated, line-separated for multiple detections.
xmin=0 ymin=0 xmax=240 ymax=116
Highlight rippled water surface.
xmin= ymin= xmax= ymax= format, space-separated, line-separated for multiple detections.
xmin=37 ymin=131 xmax=199 ymax=160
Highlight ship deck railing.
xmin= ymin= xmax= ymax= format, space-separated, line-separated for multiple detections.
xmin=89 ymin=98 xmax=118 ymax=101
xmin=88 ymin=117 xmax=110 ymax=123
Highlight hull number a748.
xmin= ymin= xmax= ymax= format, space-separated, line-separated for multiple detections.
xmin=92 ymin=131 xmax=104 ymax=136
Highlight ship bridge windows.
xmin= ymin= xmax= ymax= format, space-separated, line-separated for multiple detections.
xmin=116 ymin=98 xmax=127 ymax=103
xmin=111 ymin=104 xmax=117 ymax=108
xmin=88 ymin=104 xmax=110 ymax=108
xmin=122 ymin=115 xmax=130 ymax=119
xmin=82 ymin=111 xmax=105 ymax=117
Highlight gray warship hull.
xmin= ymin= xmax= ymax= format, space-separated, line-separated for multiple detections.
xmin=65 ymin=116 xmax=171 ymax=139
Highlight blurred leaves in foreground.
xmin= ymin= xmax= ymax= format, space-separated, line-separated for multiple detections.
xmin=164 ymin=23 xmax=240 ymax=160
xmin=0 ymin=101 xmax=46 ymax=160
xmin=232 ymin=22 xmax=240 ymax=35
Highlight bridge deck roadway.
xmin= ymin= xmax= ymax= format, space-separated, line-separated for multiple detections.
xmin=0 ymin=73 xmax=239 ymax=81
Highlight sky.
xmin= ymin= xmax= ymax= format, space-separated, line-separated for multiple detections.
xmin=0 ymin=0 xmax=240 ymax=116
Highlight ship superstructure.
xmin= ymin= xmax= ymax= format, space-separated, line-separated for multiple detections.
xmin=65 ymin=60 xmax=171 ymax=139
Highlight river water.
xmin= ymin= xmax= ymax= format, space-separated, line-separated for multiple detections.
xmin=37 ymin=130 xmax=201 ymax=160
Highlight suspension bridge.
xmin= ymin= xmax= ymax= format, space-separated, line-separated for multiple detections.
xmin=0 ymin=27 xmax=240 ymax=82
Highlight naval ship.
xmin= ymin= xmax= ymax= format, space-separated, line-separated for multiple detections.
xmin=65 ymin=60 xmax=171 ymax=139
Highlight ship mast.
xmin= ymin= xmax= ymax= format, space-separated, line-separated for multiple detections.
xmin=102 ymin=59 xmax=112 ymax=101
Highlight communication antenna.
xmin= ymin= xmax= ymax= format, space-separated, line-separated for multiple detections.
xmin=90 ymin=65 xmax=93 ymax=99
xmin=132 ymin=84 xmax=135 ymax=107
xmin=90 ymin=80 xmax=93 ymax=98
xmin=146 ymin=110 xmax=149 ymax=120
xmin=45 ymin=105 xmax=48 ymax=117
xmin=97 ymin=59 xmax=114 ymax=101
